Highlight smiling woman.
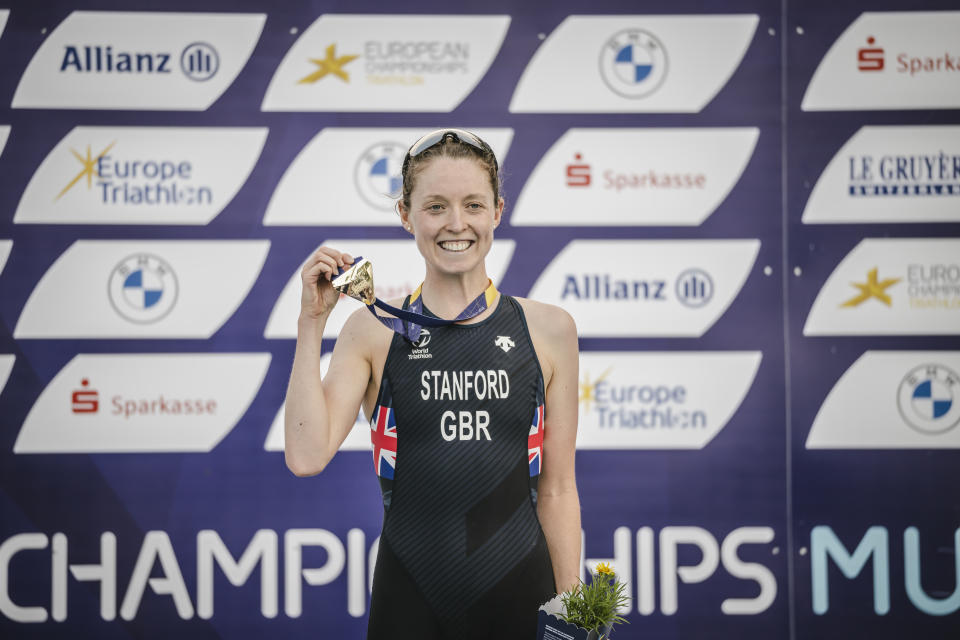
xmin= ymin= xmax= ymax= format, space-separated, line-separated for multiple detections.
xmin=283 ymin=129 xmax=582 ymax=640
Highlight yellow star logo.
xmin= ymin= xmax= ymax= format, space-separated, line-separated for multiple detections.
xmin=298 ymin=44 xmax=359 ymax=84
xmin=56 ymin=142 xmax=116 ymax=201
xmin=841 ymin=267 xmax=901 ymax=307
xmin=579 ymin=367 xmax=612 ymax=413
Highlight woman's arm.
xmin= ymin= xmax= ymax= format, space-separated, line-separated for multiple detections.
xmin=283 ymin=248 xmax=372 ymax=476
xmin=526 ymin=301 xmax=582 ymax=594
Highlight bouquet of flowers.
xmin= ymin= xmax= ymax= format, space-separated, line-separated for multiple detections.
xmin=537 ymin=563 xmax=630 ymax=640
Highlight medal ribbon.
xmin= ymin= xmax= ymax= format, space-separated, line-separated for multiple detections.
xmin=333 ymin=257 xmax=498 ymax=343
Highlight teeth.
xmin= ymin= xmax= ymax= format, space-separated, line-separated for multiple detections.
xmin=440 ymin=241 xmax=471 ymax=252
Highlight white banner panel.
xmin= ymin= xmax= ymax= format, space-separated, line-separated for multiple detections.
xmin=807 ymin=352 xmax=960 ymax=449
xmin=0 ymin=239 xmax=11 ymax=278
xmin=803 ymin=126 xmax=960 ymax=223
xmin=264 ymin=353 xmax=370 ymax=453
xmin=804 ymin=239 xmax=960 ymax=336
xmin=528 ymin=239 xmax=759 ymax=337
xmin=0 ymin=125 xmax=9 ymax=159
xmin=577 ymin=351 xmax=761 ymax=449
xmin=510 ymin=15 xmax=758 ymax=113
xmin=16 ymin=127 xmax=267 ymax=225
xmin=0 ymin=355 xmax=14 ymax=397
xmin=266 ymin=239 xmax=516 ymax=338
xmin=262 ymin=15 xmax=510 ymax=112
xmin=264 ymin=128 xmax=513 ymax=226
xmin=15 ymin=240 xmax=269 ymax=339
xmin=511 ymin=128 xmax=758 ymax=226
xmin=13 ymin=11 xmax=265 ymax=110
xmin=14 ymin=353 xmax=270 ymax=453
xmin=802 ymin=11 xmax=960 ymax=111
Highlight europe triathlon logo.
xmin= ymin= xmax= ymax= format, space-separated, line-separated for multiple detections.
xmin=108 ymin=254 xmax=178 ymax=324
xmin=579 ymin=367 xmax=705 ymax=429
xmin=354 ymin=142 xmax=405 ymax=210
xmin=56 ymin=141 xmax=214 ymax=206
xmin=599 ymin=29 xmax=668 ymax=98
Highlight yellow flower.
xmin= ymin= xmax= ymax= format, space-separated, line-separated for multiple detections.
xmin=595 ymin=562 xmax=615 ymax=577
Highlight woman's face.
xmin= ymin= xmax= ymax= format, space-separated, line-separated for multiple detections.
xmin=401 ymin=155 xmax=502 ymax=278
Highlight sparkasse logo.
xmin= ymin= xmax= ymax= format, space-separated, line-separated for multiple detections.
xmin=15 ymin=353 xmax=269 ymax=454
xmin=512 ymin=128 xmax=758 ymax=227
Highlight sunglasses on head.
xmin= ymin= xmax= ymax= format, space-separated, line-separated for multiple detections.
xmin=402 ymin=128 xmax=499 ymax=174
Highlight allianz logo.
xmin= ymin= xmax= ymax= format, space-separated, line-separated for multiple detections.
xmin=561 ymin=270 xmax=713 ymax=307
xmin=60 ymin=43 xmax=218 ymax=81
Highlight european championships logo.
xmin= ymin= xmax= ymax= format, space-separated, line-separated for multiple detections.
xmin=841 ymin=267 xmax=901 ymax=307
xmin=599 ymin=29 xmax=668 ymax=98
xmin=108 ymin=254 xmax=179 ymax=324
xmin=299 ymin=44 xmax=358 ymax=84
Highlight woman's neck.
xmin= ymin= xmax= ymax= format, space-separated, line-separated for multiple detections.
xmin=419 ymin=268 xmax=494 ymax=320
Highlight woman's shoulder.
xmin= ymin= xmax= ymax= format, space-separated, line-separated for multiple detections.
xmin=511 ymin=296 xmax=577 ymax=342
xmin=340 ymin=298 xmax=404 ymax=343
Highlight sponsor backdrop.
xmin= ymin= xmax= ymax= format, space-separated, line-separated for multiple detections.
xmin=0 ymin=0 xmax=956 ymax=638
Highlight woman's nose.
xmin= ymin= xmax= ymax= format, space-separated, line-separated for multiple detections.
xmin=445 ymin=209 xmax=466 ymax=232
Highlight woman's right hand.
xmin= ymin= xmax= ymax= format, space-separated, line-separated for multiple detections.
xmin=300 ymin=247 xmax=354 ymax=320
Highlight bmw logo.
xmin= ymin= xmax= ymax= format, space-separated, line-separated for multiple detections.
xmin=897 ymin=364 xmax=960 ymax=434
xmin=108 ymin=254 xmax=178 ymax=324
xmin=354 ymin=142 xmax=406 ymax=210
xmin=599 ymin=29 xmax=668 ymax=98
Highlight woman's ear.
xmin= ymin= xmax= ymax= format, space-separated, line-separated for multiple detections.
xmin=398 ymin=202 xmax=413 ymax=234
xmin=493 ymin=197 xmax=504 ymax=229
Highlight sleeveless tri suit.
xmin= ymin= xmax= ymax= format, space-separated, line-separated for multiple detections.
xmin=365 ymin=294 xmax=556 ymax=639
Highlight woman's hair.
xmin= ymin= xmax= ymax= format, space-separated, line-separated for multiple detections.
xmin=399 ymin=136 xmax=501 ymax=212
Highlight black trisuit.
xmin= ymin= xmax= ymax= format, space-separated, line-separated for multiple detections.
xmin=366 ymin=294 xmax=556 ymax=639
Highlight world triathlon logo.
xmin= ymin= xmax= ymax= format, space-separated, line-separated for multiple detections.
xmin=354 ymin=142 xmax=406 ymax=210
xmin=897 ymin=364 xmax=960 ymax=434
xmin=599 ymin=29 xmax=668 ymax=99
xmin=108 ymin=254 xmax=178 ymax=324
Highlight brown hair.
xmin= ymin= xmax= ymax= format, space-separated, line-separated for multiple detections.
xmin=399 ymin=137 xmax=501 ymax=212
